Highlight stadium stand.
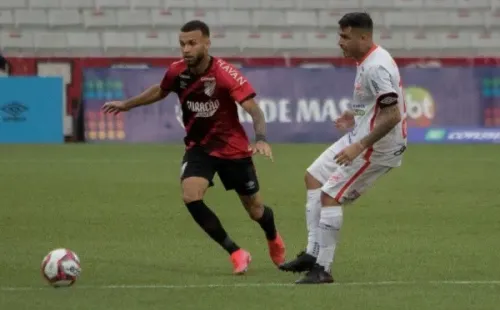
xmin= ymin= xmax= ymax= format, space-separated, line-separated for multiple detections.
xmin=0 ymin=0 xmax=499 ymax=56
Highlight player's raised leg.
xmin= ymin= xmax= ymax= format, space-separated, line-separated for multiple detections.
xmin=239 ymin=192 xmax=285 ymax=266
xmin=217 ymin=156 xmax=286 ymax=266
xmin=181 ymin=150 xmax=250 ymax=275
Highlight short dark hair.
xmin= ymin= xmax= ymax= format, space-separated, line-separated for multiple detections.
xmin=181 ymin=20 xmax=210 ymax=37
xmin=338 ymin=12 xmax=373 ymax=31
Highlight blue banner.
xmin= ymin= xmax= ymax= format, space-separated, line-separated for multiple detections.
xmin=0 ymin=77 xmax=63 ymax=143
xmin=409 ymin=127 xmax=500 ymax=143
xmin=82 ymin=67 xmax=500 ymax=144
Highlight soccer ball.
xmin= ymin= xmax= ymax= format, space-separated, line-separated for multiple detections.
xmin=41 ymin=248 xmax=81 ymax=287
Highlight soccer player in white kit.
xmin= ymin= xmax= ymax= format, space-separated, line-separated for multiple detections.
xmin=279 ymin=12 xmax=408 ymax=284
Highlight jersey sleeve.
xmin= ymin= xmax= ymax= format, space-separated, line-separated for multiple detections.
xmin=220 ymin=66 xmax=256 ymax=103
xmin=159 ymin=64 xmax=179 ymax=92
xmin=367 ymin=65 xmax=399 ymax=108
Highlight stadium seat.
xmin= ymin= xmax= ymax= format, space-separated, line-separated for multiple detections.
xmin=305 ymin=32 xmax=339 ymax=50
xmin=196 ymin=0 xmax=228 ymax=9
xmin=260 ymin=0 xmax=296 ymax=9
xmin=34 ymin=31 xmax=68 ymax=50
xmin=330 ymin=0 xmax=363 ymax=10
xmin=405 ymin=31 xmax=438 ymax=49
xmin=375 ymin=31 xmax=407 ymax=49
xmin=241 ymin=31 xmax=273 ymax=50
xmin=49 ymin=9 xmax=82 ymax=27
xmin=0 ymin=11 xmax=14 ymax=26
xmin=102 ymin=31 xmax=136 ymax=49
xmin=61 ymin=0 xmax=95 ymax=9
xmin=456 ymin=0 xmax=490 ymax=9
xmin=66 ymin=31 xmax=101 ymax=48
xmin=151 ymin=9 xmax=184 ymax=27
xmin=493 ymin=0 xmax=500 ymax=10
xmin=423 ymin=0 xmax=456 ymax=8
xmin=286 ymin=11 xmax=318 ymax=28
xmin=218 ymin=10 xmax=251 ymax=27
xmin=209 ymin=31 xmax=242 ymax=50
xmin=369 ymin=12 xmax=384 ymax=27
xmin=418 ymin=11 xmax=451 ymax=27
xmin=117 ymin=9 xmax=152 ymax=27
xmin=29 ymin=0 xmax=62 ymax=9
xmin=485 ymin=10 xmax=500 ymax=28
xmin=318 ymin=11 xmax=343 ymax=28
xmin=362 ymin=0 xmax=396 ymax=9
xmin=253 ymin=10 xmax=286 ymax=28
xmin=450 ymin=10 xmax=484 ymax=28
xmin=393 ymin=0 xmax=424 ymax=8
xmin=83 ymin=9 xmax=117 ymax=28
xmin=471 ymin=31 xmax=500 ymax=48
xmin=296 ymin=0 xmax=332 ymax=10
xmin=0 ymin=0 xmax=27 ymax=9
xmin=131 ymin=0 xmax=162 ymax=8
xmin=436 ymin=31 xmax=472 ymax=49
xmin=228 ymin=0 xmax=261 ymax=9
xmin=166 ymin=0 xmax=196 ymax=9
xmin=272 ymin=32 xmax=305 ymax=50
xmin=385 ymin=11 xmax=419 ymax=28
xmin=184 ymin=9 xmax=217 ymax=25
xmin=137 ymin=31 xmax=173 ymax=49
xmin=14 ymin=10 xmax=48 ymax=27
xmin=1 ymin=31 xmax=34 ymax=49
xmin=95 ymin=0 xmax=130 ymax=9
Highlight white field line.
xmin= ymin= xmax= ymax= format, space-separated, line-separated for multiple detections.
xmin=2 ymin=280 xmax=500 ymax=291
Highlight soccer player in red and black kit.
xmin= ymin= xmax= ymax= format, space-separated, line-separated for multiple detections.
xmin=102 ymin=20 xmax=286 ymax=274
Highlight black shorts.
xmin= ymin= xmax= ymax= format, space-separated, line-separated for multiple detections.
xmin=180 ymin=146 xmax=260 ymax=196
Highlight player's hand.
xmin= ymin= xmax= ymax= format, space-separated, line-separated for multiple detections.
xmin=334 ymin=142 xmax=365 ymax=166
xmin=102 ymin=101 xmax=130 ymax=115
xmin=250 ymin=141 xmax=274 ymax=162
xmin=334 ymin=111 xmax=355 ymax=131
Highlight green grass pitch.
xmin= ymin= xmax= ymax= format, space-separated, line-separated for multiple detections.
xmin=1 ymin=144 xmax=499 ymax=310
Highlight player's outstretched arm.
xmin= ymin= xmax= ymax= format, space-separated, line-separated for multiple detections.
xmin=102 ymin=84 xmax=168 ymax=114
xmin=241 ymin=99 xmax=273 ymax=161
xmin=359 ymin=104 xmax=401 ymax=148
xmin=122 ymin=84 xmax=168 ymax=109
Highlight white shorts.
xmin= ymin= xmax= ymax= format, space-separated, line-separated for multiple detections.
xmin=306 ymin=135 xmax=392 ymax=205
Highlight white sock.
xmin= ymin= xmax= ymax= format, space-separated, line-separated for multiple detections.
xmin=305 ymin=189 xmax=321 ymax=257
xmin=317 ymin=206 xmax=343 ymax=272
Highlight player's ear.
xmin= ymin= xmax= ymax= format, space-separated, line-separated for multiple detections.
xmin=206 ymin=37 xmax=211 ymax=49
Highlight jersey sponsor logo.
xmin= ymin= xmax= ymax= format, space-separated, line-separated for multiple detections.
xmin=216 ymin=59 xmax=247 ymax=86
xmin=186 ymin=99 xmax=220 ymax=118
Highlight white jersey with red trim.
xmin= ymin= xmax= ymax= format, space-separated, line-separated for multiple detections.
xmin=349 ymin=45 xmax=407 ymax=167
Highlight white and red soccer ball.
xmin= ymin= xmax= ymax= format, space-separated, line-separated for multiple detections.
xmin=41 ymin=248 xmax=81 ymax=287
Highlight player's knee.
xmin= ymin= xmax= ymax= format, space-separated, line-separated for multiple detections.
xmin=181 ymin=178 xmax=207 ymax=204
xmin=320 ymin=191 xmax=341 ymax=207
xmin=239 ymin=193 xmax=264 ymax=220
xmin=182 ymin=191 xmax=202 ymax=204
xmin=305 ymin=171 xmax=322 ymax=190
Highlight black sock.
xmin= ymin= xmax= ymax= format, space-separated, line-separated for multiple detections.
xmin=256 ymin=206 xmax=277 ymax=241
xmin=185 ymin=200 xmax=240 ymax=255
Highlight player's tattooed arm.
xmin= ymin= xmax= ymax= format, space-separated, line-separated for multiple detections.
xmin=241 ymin=99 xmax=267 ymax=142
xmin=360 ymin=103 xmax=401 ymax=148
